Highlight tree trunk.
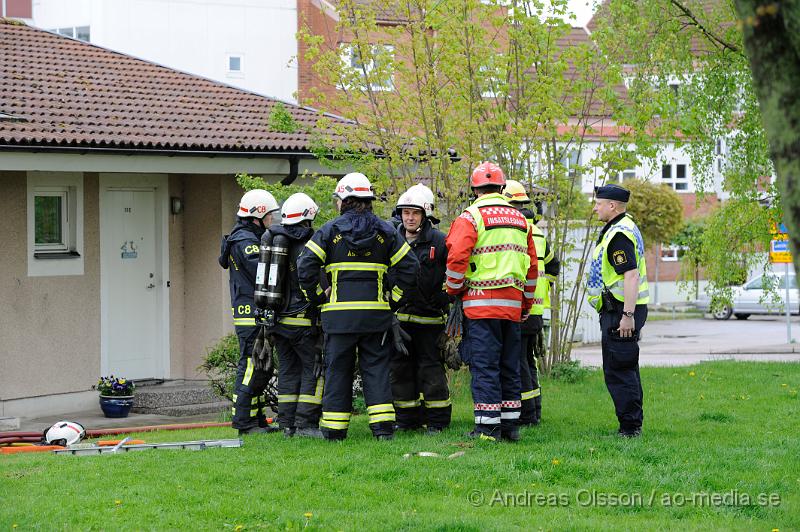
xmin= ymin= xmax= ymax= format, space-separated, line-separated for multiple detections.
xmin=733 ymin=1 xmax=800 ymax=275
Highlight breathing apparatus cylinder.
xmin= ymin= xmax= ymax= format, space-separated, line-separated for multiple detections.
xmin=254 ymin=229 xmax=289 ymax=324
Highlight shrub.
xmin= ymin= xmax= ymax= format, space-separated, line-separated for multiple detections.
xmin=549 ymin=359 xmax=591 ymax=383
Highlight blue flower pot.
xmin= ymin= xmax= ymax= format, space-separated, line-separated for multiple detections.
xmin=99 ymin=395 xmax=134 ymax=418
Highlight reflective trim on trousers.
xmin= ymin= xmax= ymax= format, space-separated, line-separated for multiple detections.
xmin=299 ymin=377 xmax=324 ymax=405
xmin=242 ymin=358 xmax=255 ymax=387
xmin=394 ymin=399 xmax=422 ymax=408
xmin=501 ymin=411 xmax=521 ymax=419
xmin=424 ymin=398 xmax=452 ymax=408
xmin=278 ymin=316 xmax=313 ymax=326
xmin=278 ymin=394 xmax=300 ymax=403
xmin=475 ymin=416 xmax=501 ymax=425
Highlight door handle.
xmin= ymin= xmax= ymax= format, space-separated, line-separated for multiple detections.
xmin=146 ymin=283 xmax=156 ymax=289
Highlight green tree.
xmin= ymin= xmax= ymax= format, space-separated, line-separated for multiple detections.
xmin=236 ymin=173 xmax=339 ymax=226
xmin=623 ymin=179 xmax=684 ymax=248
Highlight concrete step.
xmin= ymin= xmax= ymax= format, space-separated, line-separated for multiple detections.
xmin=132 ymin=380 xmax=219 ymax=411
xmin=139 ymin=401 xmax=232 ymax=418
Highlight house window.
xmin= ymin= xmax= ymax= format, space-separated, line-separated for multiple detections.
xmin=227 ymin=54 xmax=244 ymax=77
xmin=34 ymin=188 xmax=69 ymax=252
xmin=51 ymin=26 xmax=91 ymax=42
xmin=661 ymin=163 xmax=690 ymax=192
xmin=27 ymin=172 xmax=84 ymax=277
xmin=561 ymin=149 xmax=582 ymax=178
xmin=339 ymin=43 xmax=394 ymax=92
xmin=660 ymin=245 xmax=686 ymax=262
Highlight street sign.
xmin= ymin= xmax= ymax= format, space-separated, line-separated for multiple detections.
xmin=770 ymin=234 xmax=792 ymax=264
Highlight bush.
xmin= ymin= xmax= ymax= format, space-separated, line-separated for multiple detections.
xmin=198 ymin=333 xmax=278 ymax=412
xmin=549 ymin=359 xmax=591 ymax=383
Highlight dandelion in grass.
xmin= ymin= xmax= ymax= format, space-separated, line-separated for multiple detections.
xmin=688 ymin=371 xmax=696 ymax=377
xmin=552 ymin=458 xmax=560 ymax=465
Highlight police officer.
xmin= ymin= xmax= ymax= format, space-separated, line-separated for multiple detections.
xmin=503 ymin=180 xmax=560 ymax=426
xmin=219 ymin=189 xmax=281 ymax=435
xmin=587 ymin=184 xmax=649 ymax=438
xmin=390 ymin=184 xmax=452 ymax=434
xmin=297 ymin=172 xmax=419 ymax=441
xmin=445 ymin=162 xmax=539 ymax=442
xmin=269 ymin=193 xmax=326 ymax=439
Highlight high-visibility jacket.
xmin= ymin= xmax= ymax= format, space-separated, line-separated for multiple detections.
xmin=392 ymin=219 xmax=449 ymax=325
xmin=445 ymin=193 xmax=538 ymax=321
xmin=297 ymin=210 xmax=419 ymax=334
xmin=219 ymin=219 xmax=263 ymax=328
xmin=586 ymin=213 xmax=650 ymax=312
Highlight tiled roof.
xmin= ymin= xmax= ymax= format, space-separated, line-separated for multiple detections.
xmin=0 ymin=19 xmax=351 ymax=153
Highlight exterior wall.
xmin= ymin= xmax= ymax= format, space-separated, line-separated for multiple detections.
xmin=32 ymin=0 xmax=299 ymax=102
xmin=0 ymin=171 xmax=100 ymax=402
xmin=168 ymin=174 xmax=186 ymax=378
xmin=297 ymin=0 xmax=340 ymax=106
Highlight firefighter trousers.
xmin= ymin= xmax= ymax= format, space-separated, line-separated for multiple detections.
xmin=274 ymin=326 xmax=323 ymax=430
xmin=390 ymin=322 xmax=451 ymax=430
xmin=319 ymin=332 xmax=395 ymax=440
xmin=231 ymin=325 xmax=271 ymax=430
xmin=519 ymin=330 xmax=542 ymax=425
xmin=460 ymin=318 xmax=521 ymax=436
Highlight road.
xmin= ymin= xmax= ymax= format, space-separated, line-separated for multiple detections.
xmin=572 ymin=315 xmax=800 ymax=366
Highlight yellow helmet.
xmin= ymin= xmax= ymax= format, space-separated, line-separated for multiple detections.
xmin=502 ymin=179 xmax=530 ymax=204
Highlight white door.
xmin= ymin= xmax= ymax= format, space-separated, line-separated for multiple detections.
xmin=101 ymin=183 xmax=166 ymax=379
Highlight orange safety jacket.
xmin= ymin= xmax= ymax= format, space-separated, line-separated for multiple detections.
xmin=445 ymin=195 xmax=538 ymax=321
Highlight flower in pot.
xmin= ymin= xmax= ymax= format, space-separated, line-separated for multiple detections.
xmin=95 ymin=376 xmax=136 ymax=418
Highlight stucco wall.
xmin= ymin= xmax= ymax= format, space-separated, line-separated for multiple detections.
xmin=168 ymin=174 xmax=186 ymax=378
xmin=0 ymin=171 xmax=100 ymax=400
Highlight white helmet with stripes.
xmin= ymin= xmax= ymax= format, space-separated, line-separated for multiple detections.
xmin=238 ymin=189 xmax=279 ymax=219
xmin=334 ymin=172 xmax=375 ymax=200
xmin=44 ymin=420 xmax=86 ymax=446
xmin=281 ymin=193 xmax=319 ymax=225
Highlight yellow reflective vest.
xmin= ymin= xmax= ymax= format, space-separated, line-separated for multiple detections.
xmin=586 ymin=214 xmax=649 ymax=312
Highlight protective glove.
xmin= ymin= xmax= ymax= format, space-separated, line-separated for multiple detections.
xmin=251 ymin=325 xmax=274 ymax=373
xmin=391 ymin=315 xmax=412 ymax=357
xmin=443 ymin=336 xmax=463 ymax=370
xmin=533 ymin=328 xmax=546 ymax=359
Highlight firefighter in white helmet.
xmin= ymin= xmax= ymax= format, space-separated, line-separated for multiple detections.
xmin=268 ymin=193 xmax=327 ymax=438
xmin=390 ymin=183 xmax=452 ymax=433
xmin=297 ymin=172 xmax=419 ymax=440
xmin=219 ymin=188 xmax=281 ymax=435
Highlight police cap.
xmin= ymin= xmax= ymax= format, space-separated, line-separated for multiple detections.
xmin=594 ymin=183 xmax=630 ymax=202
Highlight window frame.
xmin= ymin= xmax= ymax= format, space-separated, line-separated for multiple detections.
xmin=33 ymin=187 xmax=70 ymax=252
xmin=338 ymin=43 xmax=395 ymax=92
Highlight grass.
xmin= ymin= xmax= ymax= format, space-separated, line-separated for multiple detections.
xmin=1 ymin=361 xmax=798 ymax=530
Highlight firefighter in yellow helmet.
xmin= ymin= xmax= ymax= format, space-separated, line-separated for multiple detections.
xmin=503 ymin=180 xmax=559 ymax=426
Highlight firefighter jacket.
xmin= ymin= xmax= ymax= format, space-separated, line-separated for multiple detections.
xmin=219 ymin=219 xmax=264 ymax=327
xmin=392 ymin=218 xmax=449 ymax=325
xmin=297 ymin=209 xmax=419 ymax=334
xmin=586 ymin=213 xmax=650 ymax=312
xmin=445 ymin=193 xmax=538 ymax=321
xmin=519 ymin=208 xmax=560 ymax=316
xmin=266 ymin=223 xmax=320 ymax=328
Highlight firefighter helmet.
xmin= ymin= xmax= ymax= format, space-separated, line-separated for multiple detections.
xmin=281 ymin=193 xmax=319 ymax=225
xmin=43 ymin=420 xmax=86 ymax=446
xmin=502 ymin=180 xmax=530 ymax=204
xmin=470 ymin=161 xmax=505 ymax=188
xmin=396 ymin=184 xmax=435 ymax=217
xmin=238 ymin=189 xmax=279 ymax=219
xmin=334 ymin=172 xmax=375 ymax=200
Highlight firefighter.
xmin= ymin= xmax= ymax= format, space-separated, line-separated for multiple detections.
xmin=269 ymin=193 xmax=326 ymax=439
xmin=587 ymin=184 xmax=649 ymax=437
xmin=297 ymin=172 xmax=419 ymax=441
xmin=445 ymin=163 xmax=538 ymax=442
xmin=503 ymin=180 xmax=560 ymax=426
xmin=219 ymin=189 xmax=281 ymax=435
xmin=390 ymin=184 xmax=452 ymax=434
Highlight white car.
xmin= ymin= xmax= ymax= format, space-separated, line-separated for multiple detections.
xmin=695 ymin=271 xmax=799 ymax=320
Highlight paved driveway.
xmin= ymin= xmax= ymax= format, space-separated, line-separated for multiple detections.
xmin=572 ymin=316 xmax=800 ymax=366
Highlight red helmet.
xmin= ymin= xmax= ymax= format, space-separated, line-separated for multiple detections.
xmin=470 ymin=162 xmax=505 ymax=188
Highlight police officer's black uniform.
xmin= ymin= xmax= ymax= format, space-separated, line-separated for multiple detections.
xmin=267 ymin=223 xmax=324 ymax=434
xmin=297 ymin=208 xmax=419 ymax=440
xmin=390 ymin=218 xmax=452 ymax=431
xmin=219 ymin=218 xmax=272 ymax=432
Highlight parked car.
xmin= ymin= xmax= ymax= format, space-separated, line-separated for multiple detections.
xmin=695 ymin=271 xmax=799 ymax=320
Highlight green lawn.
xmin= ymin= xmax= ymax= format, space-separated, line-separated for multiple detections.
xmin=1 ymin=361 xmax=798 ymax=530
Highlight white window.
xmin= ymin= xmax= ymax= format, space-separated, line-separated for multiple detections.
xmin=661 ymin=163 xmax=690 ymax=192
xmin=660 ymin=245 xmax=686 ymax=262
xmin=561 ymin=149 xmax=582 ymax=178
xmin=50 ymin=26 xmax=91 ymax=42
xmin=339 ymin=43 xmax=394 ymax=92
xmin=27 ymin=172 xmax=84 ymax=277
xmin=227 ymin=54 xmax=244 ymax=77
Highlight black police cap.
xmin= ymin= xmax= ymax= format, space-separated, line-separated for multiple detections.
xmin=594 ymin=184 xmax=630 ymax=202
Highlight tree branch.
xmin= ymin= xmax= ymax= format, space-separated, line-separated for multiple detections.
xmin=669 ymin=0 xmax=742 ymax=54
